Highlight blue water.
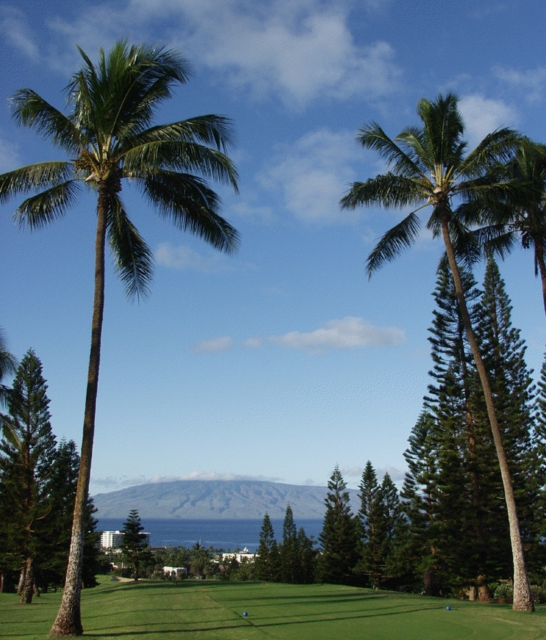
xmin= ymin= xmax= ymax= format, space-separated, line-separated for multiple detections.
xmin=97 ymin=518 xmax=323 ymax=552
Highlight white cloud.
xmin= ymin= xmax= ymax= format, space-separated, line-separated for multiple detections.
xmin=260 ymin=129 xmax=370 ymax=223
xmin=91 ymin=471 xmax=284 ymax=493
xmin=494 ymin=66 xmax=546 ymax=103
xmin=243 ymin=337 xmax=264 ymax=348
xmin=458 ymin=94 xmax=518 ymax=150
xmin=155 ymin=243 xmax=234 ymax=273
xmin=269 ymin=316 xmax=405 ymax=352
xmin=341 ymin=465 xmax=406 ymax=481
xmin=0 ymin=6 xmax=39 ymax=61
xmin=42 ymin=0 xmax=400 ymax=107
xmin=192 ymin=336 xmax=232 ymax=354
xmin=0 ymin=136 xmax=21 ymax=173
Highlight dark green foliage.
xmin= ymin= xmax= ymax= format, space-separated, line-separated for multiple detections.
xmin=356 ymin=463 xmax=406 ymax=589
xmin=401 ymin=259 xmax=541 ymax=596
xmin=280 ymin=506 xmax=298 ymax=583
xmin=0 ymin=350 xmax=57 ymax=602
xmin=278 ymin=506 xmax=316 ymax=584
xmin=254 ymin=513 xmax=281 ymax=582
xmin=121 ymin=510 xmax=152 ymax=581
xmin=471 ymin=258 xmax=540 ymax=576
xmin=316 ymin=467 xmax=359 ymax=585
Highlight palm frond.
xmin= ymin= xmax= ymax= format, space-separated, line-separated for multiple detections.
xmin=141 ymin=171 xmax=239 ymax=253
xmin=366 ymin=211 xmax=421 ymax=277
xmin=122 ymin=140 xmax=239 ymax=190
xmin=475 ymin=226 xmax=518 ymax=260
xmin=444 ymin=215 xmax=481 ymax=268
xmin=107 ymin=195 xmax=153 ymax=299
xmin=11 ymin=89 xmax=84 ymax=153
xmin=340 ymin=173 xmax=426 ymax=210
xmin=119 ymin=115 xmax=236 ymax=154
xmin=357 ymin=123 xmax=422 ymax=177
xmin=458 ymin=129 xmax=519 ymax=178
xmin=418 ymin=94 xmax=465 ymax=167
xmin=69 ymin=41 xmax=191 ymax=146
xmin=14 ymin=180 xmax=81 ymax=229
xmin=0 ymin=162 xmax=74 ymax=202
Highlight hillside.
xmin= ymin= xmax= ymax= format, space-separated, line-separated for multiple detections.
xmin=93 ymin=480 xmax=359 ymax=519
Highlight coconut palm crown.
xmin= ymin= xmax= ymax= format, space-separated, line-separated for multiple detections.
xmin=0 ymin=40 xmax=239 ymax=635
xmin=341 ymin=93 xmax=534 ymax=612
xmin=470 ymin=139 xmax=546 ymax=315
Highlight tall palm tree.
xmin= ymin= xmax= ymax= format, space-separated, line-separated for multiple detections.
xmin=472 ymin=139 xmax=546 ymax=316
xmin=0 ymin=41 xmax=239 ymax=635
xmin=340 ymin=93 xmax=534 ymax=611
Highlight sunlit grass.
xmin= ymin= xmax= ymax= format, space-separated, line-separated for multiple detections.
xmin=2 ymin=577 xmax=546 ymax=639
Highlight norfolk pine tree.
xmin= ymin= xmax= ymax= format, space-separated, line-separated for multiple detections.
xmin=0 ymin=350 xmax=57 ymax=604
xmin=121 ymin=510 xmax=152 ymax=581
xmin=317 ymin=467 xmax=359 ymax=585
xmin=254 ymin=514 xmax=281 ymax=582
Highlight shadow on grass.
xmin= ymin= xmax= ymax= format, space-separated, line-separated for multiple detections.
xmin=82 ymin=604 xmax=444 ymax=637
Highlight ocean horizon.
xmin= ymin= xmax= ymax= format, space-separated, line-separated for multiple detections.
xmin=97 ymin=517 xmax=324 ymax=552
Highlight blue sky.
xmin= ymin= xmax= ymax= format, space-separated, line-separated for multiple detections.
xmin=1 ymin=0 xmax=546 ymax=496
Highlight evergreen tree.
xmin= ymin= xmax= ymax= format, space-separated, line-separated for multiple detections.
xmin=280 ymin=505 xmax=299 ymax=583
xmin=316 ymin=467 xmax=359 ymax=585
xmin=357 ymin=461 xmax=384 ymax=587
xmin=254 ymin=513 xmax=281 ymax=582
xmin=296 ymin=527 xmax=316 ymax=584
xmin=37 ymin=440 xmax=99 ymax=591
xmin=121 ymin=510 xmax=152 ymax=581
xmin=471 ymin=258 xmax=540 ymax=582
xmin=0 ymin=350 xmax=57 ymax=603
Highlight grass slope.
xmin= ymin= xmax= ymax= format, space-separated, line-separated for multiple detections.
xmin=2 ymin=578 xmax=546 ymax=639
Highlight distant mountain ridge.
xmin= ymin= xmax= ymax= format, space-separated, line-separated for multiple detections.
xmin=93 ymin=479 xmax=359 ymax=519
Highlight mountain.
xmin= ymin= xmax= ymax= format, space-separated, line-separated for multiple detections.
xmin=93 ymin=480 xmax=359 ymax=519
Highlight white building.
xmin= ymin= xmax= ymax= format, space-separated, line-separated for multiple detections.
xmin=100 ymin=530 xmax=151 ymax=549
xmin=100 ymin=530 xmax=123 ymax=549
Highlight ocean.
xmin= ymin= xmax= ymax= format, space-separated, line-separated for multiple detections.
xmin=97 ymin=518 xmax=324 ymax=552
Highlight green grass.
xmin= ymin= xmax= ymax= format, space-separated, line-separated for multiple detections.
xmin=2 ymin=577 xmax=546 ymax=639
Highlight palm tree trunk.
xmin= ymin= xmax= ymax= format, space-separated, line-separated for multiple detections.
xmin=533 ymin=238 xmax=546 ymax=317
xmin=50 ymin=188 xmax=108 ymax=637
xmin=441 ymin=215 xmax=534 ymax=612
xmin=20 ymin=557 xmax=34 ymax=604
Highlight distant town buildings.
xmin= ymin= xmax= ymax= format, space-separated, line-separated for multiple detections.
xmin=100 ymin=530 xmax=151 ymax=549
xmin=220 ymin=547 xmax=255 ymax=563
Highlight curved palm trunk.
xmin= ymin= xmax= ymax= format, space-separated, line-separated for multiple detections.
xmin=50 ymin=188 xmax=108 ymax=637
xmin=441 ymin=215 xmax=533 ymax=612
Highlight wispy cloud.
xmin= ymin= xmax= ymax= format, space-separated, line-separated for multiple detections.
xmin=0 ymin=6 xmax=39 ymax=61
xmin=243 ymin=337 xmax=264 ymax=349
xmin=341 ymin=465 xmax=406 ymax=481
xmin=259 ymin=129 xmax=372 ymax=224
xmin=194 ymin=317 xmax=405 ymax=354
xmin=269 ymin=316 xmax=405 ymax=352
xmin=155 ymin=243 xmax=236 ymax=273
xmin=459 ymin=94 xmax=518 ymax=149
xmin=493 ymin=66 xmax=546 ymax=103
xmin=0 ymin=136 xmax=21 ymax=173
xmin=36 ymin=0 xmax=400 ymax=107
xmin=192 ymin=336 xmax=233 ymax=354
xmin=91 ymin=471 xmax=285 ymax=493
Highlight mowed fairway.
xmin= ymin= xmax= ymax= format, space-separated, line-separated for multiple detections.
xmin=2 ymin=578 xmax=546 ymax=640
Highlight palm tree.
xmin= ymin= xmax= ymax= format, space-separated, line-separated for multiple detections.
xmin=0 ymin=41 xmax=239 ymax=635
xmin=340 ymin=93 xmax=534 ymax=611
xmin=472 ymin=139 xmax=546 ymax=316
